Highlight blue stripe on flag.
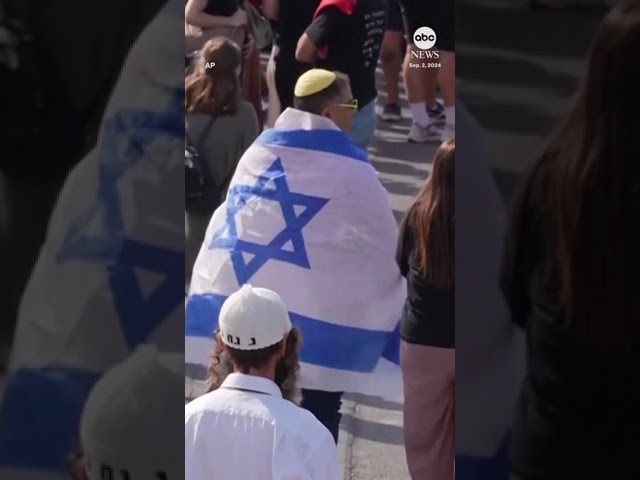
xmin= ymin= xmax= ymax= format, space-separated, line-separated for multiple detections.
xmin=0 ymin=367 xmax=101 ymax=470
xmin=255 ymin=128 xmax=369 ymax=164
xmin=381 ymin=323 xmax=401 ymax=365
xmin=455 ymin=432 xmax=511 ymax=480
xmin=186 ymin=293 xmax=399 ymax=372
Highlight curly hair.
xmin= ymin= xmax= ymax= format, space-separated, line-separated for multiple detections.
xmin=206 ymin=327 xmax=303 ymax=404
xmin=185 ymin=37 xmax=242 ymax=116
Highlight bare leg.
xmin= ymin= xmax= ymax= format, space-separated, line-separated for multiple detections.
xmin=404 ymin=44 xmax=442 ymax=142
xmin=438 ymin=51 xmax=455 ymax=108
xmin=380 ymin=30 xmax=403 ymax=105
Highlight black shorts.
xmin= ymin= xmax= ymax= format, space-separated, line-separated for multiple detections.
xmin=386 ymin=0 xmax=404 ymax=33
xmin=401 ymin=0 xmax=454 ymax=51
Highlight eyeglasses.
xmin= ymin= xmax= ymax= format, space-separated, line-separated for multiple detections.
xmin=331 ymin=98 xmax=358 ymax=111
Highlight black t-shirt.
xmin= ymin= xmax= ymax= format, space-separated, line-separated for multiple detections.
xmin=396 ymin=220 xmax=454 ymax=348
xmin=305 ymin=0 xmax=386 ymax=108
xmin=205 ymin=0 xmax=239 ymax=17
xmin=277 ymin=0 xmax=321 ymax=51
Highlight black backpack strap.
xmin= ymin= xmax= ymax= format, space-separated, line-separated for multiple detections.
xmin=185 ymin=116 xmax=215 ymax=150
xmin=186 ymin=115 xmax=237 ymax=195
xmin=185 ymin=116 xmax=217 ymax=183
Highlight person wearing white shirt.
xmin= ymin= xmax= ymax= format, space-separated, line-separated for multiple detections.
xmin=185 ymin=284 xmax=342 ymax=480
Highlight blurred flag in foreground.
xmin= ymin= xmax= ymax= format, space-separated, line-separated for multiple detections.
xmin=0 ymin=1 xmax=185 ymax=478
xmin=454 ymin=101 xmax=525 ymax=480
xmin=186 ymin=108 xmax=405 ymax=399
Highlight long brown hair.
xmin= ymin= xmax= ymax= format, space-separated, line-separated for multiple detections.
xmin=507 ymin=0 xmax=640 ymax=352
xmin=185 ymin=37 xmax=242 ymax=116
xmin=207 ymin=327 xmax=303 ymax=404
xmin=398 ymin=139 xmax=455 ymax=289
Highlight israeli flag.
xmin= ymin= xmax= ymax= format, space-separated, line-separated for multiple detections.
xmin=454 ymin=102 xmax=525 ymax=479
xmin=0 ymin=2 xmax=185 ymax=478
xmin=186 ymin=108 xmax=405 ymax=398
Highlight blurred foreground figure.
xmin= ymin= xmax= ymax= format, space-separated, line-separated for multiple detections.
xmin=501 ymin=1 xmax=640 ymax=478
xmin=0 ymin=1 xmax=185 ymax=477
xmin=455 ymin=101 xmax=525 ymax=480
xmin=0 ymin=0 xmax=165 ymax=363
xmin=185 ymin=286 xmax=341 ymax=480
xmin=70 ymin=346 xmax=182 ymax=480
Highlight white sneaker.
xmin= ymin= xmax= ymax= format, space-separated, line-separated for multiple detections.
xmin=408 ymin=122 xmax=443 ymax=143
xmin=441 ymin=124 xmax=455 ymax=141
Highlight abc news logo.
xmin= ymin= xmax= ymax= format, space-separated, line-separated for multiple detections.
xmin=411 ymin=27 xmax=440 ymax=59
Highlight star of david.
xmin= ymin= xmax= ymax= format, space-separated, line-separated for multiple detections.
xmin=211 ymin=158 xmax=329 ymax=286
xmin=56 ymin=88 xmax=185 ymax=349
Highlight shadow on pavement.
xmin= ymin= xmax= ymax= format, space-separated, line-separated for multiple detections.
xmin=379 ymin=178 xmax=422 ymax=198
xmin=341 ymin=413 xmax=405 ymax=446
xmin=347 ymin=393 xmax=404 ymax=411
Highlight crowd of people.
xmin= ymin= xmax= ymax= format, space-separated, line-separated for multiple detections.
xmin=0 ymin=0 xmax=637 ymax=479
xmin=184 ymin=64 xmax=456 ymax=476
xmin=184 ymin=0 xmax=456 ymax=478
xmin=183 ymin=0 xmax=456 ymax=287
xmin=185 ymin=1 xmax=639 ymax=480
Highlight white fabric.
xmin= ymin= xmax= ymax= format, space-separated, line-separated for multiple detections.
xmin=186 ymin=108 xmax=405 ymax=399
xmin=185 ymin=373 xmax=342 ymax=480
xmin=219 ymin=285 xmax=292 ymax=350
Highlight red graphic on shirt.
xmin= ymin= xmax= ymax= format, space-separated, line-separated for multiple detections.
xmin=313 ymin=0 xmax=357 ymax=59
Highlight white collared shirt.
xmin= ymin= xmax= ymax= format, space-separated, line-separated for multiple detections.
xmin=185 ymin=373 xmax=342 ymax=480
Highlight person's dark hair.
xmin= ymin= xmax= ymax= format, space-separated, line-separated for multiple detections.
xmin=293 ymin=75 xmax=349 ymax=115
xmin=185 ymin=37 xmax=242 ymax=116
xmin=398 ymin=139 xmax=455 ymax=289
xmin=207 ymin=327 xmax=303 ymax=403
xmin=506 ymin=0 xmax=640 ymax=352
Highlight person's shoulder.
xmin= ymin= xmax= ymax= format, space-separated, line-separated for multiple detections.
xmin=185 ymin=390 xmax=225 ymax=418
xmin=238 ymin=100 xmax=258 ymax=118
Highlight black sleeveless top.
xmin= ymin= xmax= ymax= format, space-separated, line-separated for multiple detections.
xmin=204 ymin=0 xmax=239 ymax=16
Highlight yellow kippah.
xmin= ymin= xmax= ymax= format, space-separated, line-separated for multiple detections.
xmin=294 ymin=69 xmax=337 ymax=97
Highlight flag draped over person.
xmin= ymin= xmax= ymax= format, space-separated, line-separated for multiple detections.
xmin=454 ymin=101 xmax=525 ymax=480
xmin=0 ymin=1 xmax=185 ymax=478
xmin=186 ymin=108 xmax=405 ymax=399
